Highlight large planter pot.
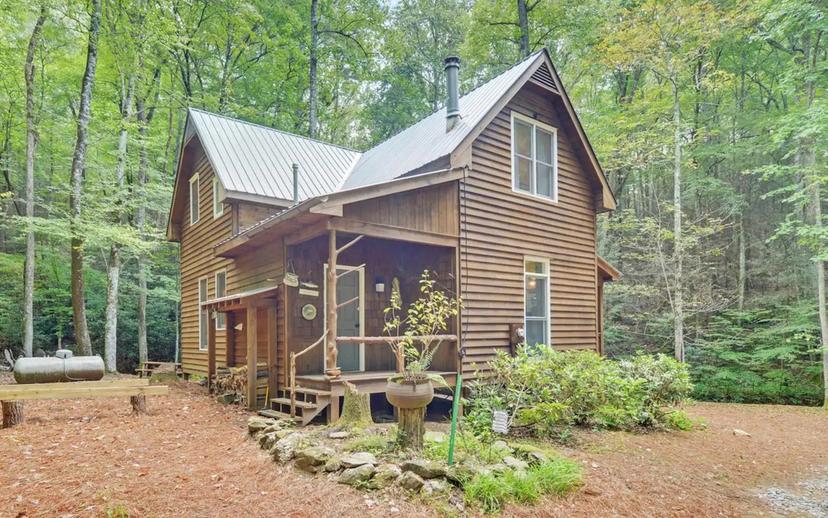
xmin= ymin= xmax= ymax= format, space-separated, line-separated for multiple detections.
xmin=385 ymin=380 xmax=434 ymax=409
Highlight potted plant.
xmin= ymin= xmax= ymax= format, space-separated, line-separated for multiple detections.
xmin=384 ymin=271 xmax=461 ymax=449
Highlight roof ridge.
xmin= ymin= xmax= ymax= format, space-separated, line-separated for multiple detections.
xmin=358 ymin=51 xmax=544 ymax=153
xmin=188 ymin=107 xmax=362 ymax=154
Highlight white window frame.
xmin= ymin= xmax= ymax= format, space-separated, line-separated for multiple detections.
xmin=523 ymin=256 xmax=551 ymax=349
xmin=511 ymin=111 xmax=559 ymax=202
xmin=189 ymin=173 xmax=200 ymax=225
xmin=214 ymin=269 xmax=227 ymax=330
xmin=198 ymin=276 xmax=209 ymax=351
xmin=212 ymin=176 xmax=224 ymax=219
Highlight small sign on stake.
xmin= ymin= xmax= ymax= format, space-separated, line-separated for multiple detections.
xmin=492 ymin=410 xmax=509 ymax=435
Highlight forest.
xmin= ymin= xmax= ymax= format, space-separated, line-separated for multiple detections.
xmin=0 ymin=0 xmax=825 ymax=405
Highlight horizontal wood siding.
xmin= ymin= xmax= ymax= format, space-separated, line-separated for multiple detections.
xmin=460 ymin=83 xmax=599 ymax=374
xmin=342 ymin=183 xmax=459 ymax=235
xmin=179 ymin=141 xmax=284 ymax=377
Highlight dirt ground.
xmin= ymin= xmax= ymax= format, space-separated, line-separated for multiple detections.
xmin=1 ymin=378 xmax=826 ymax=518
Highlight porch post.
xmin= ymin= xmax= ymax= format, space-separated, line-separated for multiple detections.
xmin=207 ymin=310 xmax=217 ymax=390
xmin=246 ymin=303 xmax=258 ymax=410
xmin=225 ymin=311 xmax=235 ymax=367
xmin=325 ymin=229 xmax=341 ymax=378
xmin=266 ymin=304 xmax=277 ymax=398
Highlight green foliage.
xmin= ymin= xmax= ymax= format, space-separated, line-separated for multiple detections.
xmin=464 ymin=458 xmax=582 ymax=513
xmin=465 ymin=348 xmax=692 ymax=438
xmin=687 ymin=302 xmax=824 ymax=406
xmin=384 ymin=270 xmax=461 ymax=384
xmin=665 ymin=409 xmax=696 ymax=431
xmin=343 ymin=432 xmax=392 ymax=454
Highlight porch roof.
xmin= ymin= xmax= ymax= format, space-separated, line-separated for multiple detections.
xmin=201 ymin=284 xmax=280 ymax=312
xmin=597 ymin=255 xmax=621 ymax=281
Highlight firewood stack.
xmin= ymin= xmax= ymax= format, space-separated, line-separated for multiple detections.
xmin=213 ymin=366 xmax=248 ymax=406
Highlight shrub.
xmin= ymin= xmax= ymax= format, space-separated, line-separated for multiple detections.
xmin=665 ymin=409 xmax=695 ymax=431
xmin=464 ymin=458 xmax=582 ymax=513
xmin=465 ymin=347 xmax=692 ymax=438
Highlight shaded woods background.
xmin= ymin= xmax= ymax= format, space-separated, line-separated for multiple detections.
xmin=0 ymin=0 xmax=825 ymax=402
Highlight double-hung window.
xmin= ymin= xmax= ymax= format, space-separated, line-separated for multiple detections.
xmin=189 ymin=173 xmax=200 ymax=225
xmin=524 ymin=258 xmax=550 ymax=349
xmin=214 ymin=270 xmax=226 ymax=330
xmin=198 ymin=277 xmax=208 ymax=350
xmin=511 ymin=112 xmax=558 ymax=201
xmin=212 ymin=177 xmax=224 ymax=218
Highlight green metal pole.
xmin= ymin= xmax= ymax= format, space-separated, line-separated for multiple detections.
xmin=447 ymin=372 xmax=463 ymax=466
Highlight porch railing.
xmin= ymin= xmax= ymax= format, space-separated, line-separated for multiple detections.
xmin=288 ymin=334 xmax=458 ymax=418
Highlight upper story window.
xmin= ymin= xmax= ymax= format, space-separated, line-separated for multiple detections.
xmin=212 ymin=176 xmax=224 ymax=218
xmin=189 ymin=173 xmax=200 ymax=225
xmin=511 ymin=111 xmax=558 ymax=201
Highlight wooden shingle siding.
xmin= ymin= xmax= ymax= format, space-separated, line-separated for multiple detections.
xmin=460 ymin=83 xmax=598 ymax=374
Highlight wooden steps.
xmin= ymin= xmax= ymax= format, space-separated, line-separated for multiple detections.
xmin=268 ymin=386 xmax=332 ymax=426
xmin=257 ymin=408 xmax=302 ymax=423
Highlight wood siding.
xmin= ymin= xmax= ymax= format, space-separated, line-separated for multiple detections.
xmin=342 ymin=183 xmax=459 ymax=236
xmin=459 ymin=82 xmax=599 ymax=374
xmin=178 ymin=140 xmax=284 ymax=377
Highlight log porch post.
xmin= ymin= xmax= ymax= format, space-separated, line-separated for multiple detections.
xmin=325 ymin=229 xmax=341 ymax=378
xmin=266 ymin=304 xmax=277 ymax=398
xmin=207 ymin=311 xmax=217 ymax=390
xmin=246 ymin=303 xmax=258 ymax=410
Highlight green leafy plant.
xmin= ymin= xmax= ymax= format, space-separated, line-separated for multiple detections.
xmin=383 ymin=270 xmax=461 ymax=385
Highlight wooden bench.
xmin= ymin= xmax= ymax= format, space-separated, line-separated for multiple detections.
xmin=0 ymin=379 xmax=169 ymax=428
xmin=136 ymin=361 xmax=183 ymax=378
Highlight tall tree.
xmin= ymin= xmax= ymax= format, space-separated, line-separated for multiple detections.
xmin=68 ymin=0 xmax=102 ymax=355
xmin=309 ymin=0 xmax=319 ymax=138
xmin=22 ymin=5 xmax=47 ymax=357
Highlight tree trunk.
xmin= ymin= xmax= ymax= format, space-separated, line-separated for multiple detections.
xmin=22 ymin=6 xmax=46 ymax=358
xmin=737 ymin=216 xmax=747 ymax=310
xmin=397 ymin=407 xmax=425 ymax=450
xmin=69 ymin=0 xmax=102 ymax=356
xmin=309 ymin=0 xmax=319 ymax=138
xmin=136 ymin=98 xmax=150 ymax=366
xmin=130 ymin=395 xmax=147 ymax=415
xmin=338 ymin=382 xmax=371 ymax=428
xmin=517 ymin=0 xmax=530 ymax=58
xmin=2 ymin=401 xmax=24 ymax=428
xmin=672 ymin=82 xmax=684 ymax=362
xmin=104 ymin=73 xmax=135 ymax=373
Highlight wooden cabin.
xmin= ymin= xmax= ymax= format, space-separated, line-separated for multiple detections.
xmin=167 ymin=49 xmax=618 ymax=423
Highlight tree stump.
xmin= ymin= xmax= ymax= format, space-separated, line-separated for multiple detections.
xmin=2 ymin=401 xmax=24 ymax=428
xmin=397 ymin=407 xmax=425 ymax=450
xmin=338 ymin=381 xmax=372 ymax=428
xmin=130 ymin=395 xmax=147 ymax=415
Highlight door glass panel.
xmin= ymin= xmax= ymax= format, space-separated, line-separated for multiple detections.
xmin=525 ymin=275 xmax=547 ymax=317
xmin=525 ymin=319 xmax=547 ymax=349
xmin=335 ymin=268 xmax=361 ymax=372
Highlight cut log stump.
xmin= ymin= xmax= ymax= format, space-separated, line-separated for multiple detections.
xmin=339 ymin=381 xmax=372 ymax=428
xmin=397 ymin=407 xmax=425 ymax=450
xmin=130 ymin=395 xmax=147 ymax=415
xmin=2 ymin=401 xmax=24 ymax=428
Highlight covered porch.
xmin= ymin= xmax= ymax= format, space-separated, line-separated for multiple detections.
xmin=277 ymin=224 xmax=460 ymax=423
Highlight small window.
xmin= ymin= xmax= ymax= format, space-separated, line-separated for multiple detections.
xmin=189 ymin=173 xmax=200 ymax=225
xmin=511 ymin=112 xmax=558 ymax=201
xmin=212 ymin=177 xmax=224 ymax=218
xmin=524 ymin=258 xmax=550 ymax=349
xmin=214 ymin=270 xmax=226 ymax=330
xmin=198 ymin=277 xmax=208 ymax=350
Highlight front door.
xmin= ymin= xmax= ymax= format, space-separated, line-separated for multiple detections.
xmin=330 ymin=265 xmax=364 ymax=372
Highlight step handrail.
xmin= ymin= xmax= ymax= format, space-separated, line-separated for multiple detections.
xmin=289 ymin=333 xmax=326 ymax=417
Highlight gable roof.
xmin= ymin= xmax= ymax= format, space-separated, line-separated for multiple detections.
xmin=186 ymin=108 xmax=361 ymax=204
xmin=168 ymin=48 xmax=615 ymax=241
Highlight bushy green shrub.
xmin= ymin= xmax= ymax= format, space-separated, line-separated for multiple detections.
xmin=465 ymin=347 xmax=692 ymax=438
xmin=464 ymin=458 xmax=582 ymax=513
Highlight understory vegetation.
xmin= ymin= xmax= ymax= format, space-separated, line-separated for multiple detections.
xmin=465 ymin=348 xmax=694 ymax=440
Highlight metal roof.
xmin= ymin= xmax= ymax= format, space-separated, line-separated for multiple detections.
xmin=187 ymin=108 xmax=361 ymax=203
xmin=340 ymin=51 xmax=543 ymax=190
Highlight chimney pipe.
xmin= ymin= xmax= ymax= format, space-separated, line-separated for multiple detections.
xmin=444 ymin=56 xmax=461 ymax=132
xmin=292 ymin=163 xmax=299 ymax=204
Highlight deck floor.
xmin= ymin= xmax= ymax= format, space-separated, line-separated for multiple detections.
xmin=296 ymin=370 xmax=454 ymax=383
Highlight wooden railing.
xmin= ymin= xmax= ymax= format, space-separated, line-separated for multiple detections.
xmin=287 ymin=334 xmax=458 ymax=417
